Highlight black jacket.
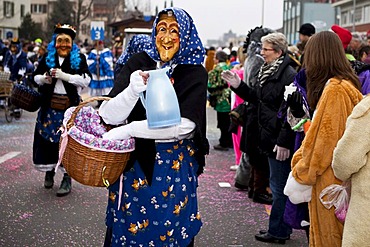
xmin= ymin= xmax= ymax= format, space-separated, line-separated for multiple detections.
xmin=110 ymin=52 xmax=209 ymax=182
xmin=233 ymin=55 xmax=297 ymax=157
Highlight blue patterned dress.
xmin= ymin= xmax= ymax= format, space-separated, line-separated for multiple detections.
xmin=106 ymin=140 xmax=201 ymax=247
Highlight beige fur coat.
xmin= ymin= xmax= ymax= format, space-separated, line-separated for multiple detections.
xmin=291 ymin=78 xmax=363 ymax=247
xmin=332 ymin=95 xmax=370 ymax=247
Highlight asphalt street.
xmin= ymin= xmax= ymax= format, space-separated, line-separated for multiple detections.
xmin=0 ymin=104 xmax=308 ymax=247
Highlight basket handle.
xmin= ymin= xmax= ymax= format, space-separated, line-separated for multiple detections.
xmin=66 ymin=96 xmax=111 ymax=130
xmin=102 ymin=166 xmax=110 ymax=187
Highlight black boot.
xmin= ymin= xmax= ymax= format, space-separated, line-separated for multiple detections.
xmin=44 ymin=170 xmax=55 ymax=189
xmin=56 ymin=173 xmax=72 ymax=197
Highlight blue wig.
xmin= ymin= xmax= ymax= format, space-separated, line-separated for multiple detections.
xmin=46 ymin=34 xmax=81 ymax=70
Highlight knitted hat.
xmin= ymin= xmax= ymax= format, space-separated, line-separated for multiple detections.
xmin=331 ymin=24 xmax=352 ymax=49
xmin=54 ymin=24 xmax=76 ymax=40
xmin=298 ymin=23 xmax=315 ymax=36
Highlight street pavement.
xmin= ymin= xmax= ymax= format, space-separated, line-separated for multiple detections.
xmin=0 ymin=104 xmax=308 ymax=247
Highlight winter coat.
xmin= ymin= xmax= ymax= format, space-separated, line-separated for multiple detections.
xmin=232 ymin=54 xmax=297 ymax=157
xmin=291 ymin=78 xmax=363 ymax=247
xmin=332 ymin=95 xmax=370 ymax=247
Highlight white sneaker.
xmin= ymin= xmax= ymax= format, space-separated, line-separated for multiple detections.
xmin=230 ymin=165 xmax=238 ymax=171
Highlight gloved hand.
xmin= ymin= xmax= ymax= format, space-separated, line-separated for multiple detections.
xmin=221 ymin=70 xmax=241 ymax=88
xmin=102 ymin=124 xmax=131 ymax=140
xmin=99 ymin=71 xmax=148 ymax=125
xmin=129 ymin=70 xmax=148 ymax=97
xmin=287 ymin=91 xmax=305 ymax=118
xmin=51 ymin=68 xmax=71 ymax=82
xmin=273 ymin=145 xmax=290 ymax=161
xmin=39 ymin=72 xmax=52 ymax=84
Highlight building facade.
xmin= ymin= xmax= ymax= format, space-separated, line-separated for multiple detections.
xmin=283 ymin=0 xmax=336 ymax=44
xmin=333 ymin=0 xmax=370 ymax=34
xmin=0 ymin=0 xmax=31 ymax=39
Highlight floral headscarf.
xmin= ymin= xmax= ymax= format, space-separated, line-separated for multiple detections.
xmin=146 ymin=7 xmax=205 ymax=73
xmin=116 ymin=34 xmax=152 ymax=66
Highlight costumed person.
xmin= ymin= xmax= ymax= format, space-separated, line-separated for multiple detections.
xmin=204 ymin=46 xmax=216 ymax=73
xmin=99 ymin=7 xmax=209 ymax=247
xmin=290 ymin=31 xmax=362 ymax=246
xmin=3 ymin=38 xmax=27 ymax=82
xmin=207 ymin=50 xmax=233 ymax=151
xmin=87 ymin=40 xmax=114 ymax=97
xmin=222 ymin=32 xmax=297 ymax=244
xmin=332 ymin=95 xmax=370 ymax=247
xmin=228 ymin=47 xmax=246 ymax=171
xmin=32 ymin=24 xmax=91 ymax=196
xmin=3 ymin=37 xmax=28 ymax=118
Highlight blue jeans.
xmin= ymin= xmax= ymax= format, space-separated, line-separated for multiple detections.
xmin=267 ymin=157 xmax=292 ymax=239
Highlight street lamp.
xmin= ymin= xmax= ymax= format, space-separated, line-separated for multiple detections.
xmin=262 ymin=0 xmax=265 ymax=26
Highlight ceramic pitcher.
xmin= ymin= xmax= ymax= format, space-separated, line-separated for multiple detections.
xmin=140 ymin=67 xmax=181 ymax=128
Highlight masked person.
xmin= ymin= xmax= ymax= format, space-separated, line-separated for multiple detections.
xmin=99 ymin=7 xmax=209 ymax=247
xmin=87 ymin=40 xmax=115 ymax=97
xmin=3 ymin=38 xmax=28 ymax=118
xmin=32 ymin=24 xmax=91 ymax=196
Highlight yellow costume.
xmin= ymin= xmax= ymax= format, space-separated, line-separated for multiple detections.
xmin=291 ymin=78 xmax=363 ymax=247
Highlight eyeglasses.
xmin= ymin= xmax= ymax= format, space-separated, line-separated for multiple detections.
xmin=261 ymin=48 xmax=275 ymax=52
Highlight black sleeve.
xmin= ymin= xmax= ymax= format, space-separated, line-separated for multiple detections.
xmin=232 ymin=81 xmax=259 ymax=105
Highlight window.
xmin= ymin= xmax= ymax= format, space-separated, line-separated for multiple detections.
xmin=31 ymin=4 xmax=47 ymax=14
xmin=4 ymin=1 xmax=14 ymax=18
xmin=364 ymin=5 xmax=370 ymax=22
xmin=341 ymin=11 xmax=348 ymax=25
xmin=354 ymin=7 xmax=362 ymax=23
xmin=21 ymin=4 xmax=25 ymax=18
xmin=81 ymin=24 xmax=87 ymax=35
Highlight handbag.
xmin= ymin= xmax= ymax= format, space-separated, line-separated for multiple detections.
xmin=229 ymin=102 xmax=247 ymax=126
xmin=50 ymin=94 xmax=70 ymax=111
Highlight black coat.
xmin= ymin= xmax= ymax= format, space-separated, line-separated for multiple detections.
xmin=33 ymin=52 xmax=91 ymax=112
xmin=110 ymin=52 xmax=209 ymax=182
xmin=233 ymin=55 xmax=297 ymax=157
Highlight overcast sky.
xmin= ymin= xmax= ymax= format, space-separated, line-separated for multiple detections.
xmin=148 ymin=0 xmax=284 ymax=41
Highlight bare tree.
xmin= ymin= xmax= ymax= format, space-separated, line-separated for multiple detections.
xmin=73 ymin=0 xmax=94 ymax=37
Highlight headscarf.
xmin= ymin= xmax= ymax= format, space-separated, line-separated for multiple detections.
xmin=146 ymin=7 xmax=205 ymax=74
xmin=116 ymin=34 xmax=152 ymax=66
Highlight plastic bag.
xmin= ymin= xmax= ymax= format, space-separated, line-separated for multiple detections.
xmin=319 ymin=181 xmax=351 ymax=223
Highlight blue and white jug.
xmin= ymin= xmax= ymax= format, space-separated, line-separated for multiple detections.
xmin=140 ymin=67 xmax=181 ymax=128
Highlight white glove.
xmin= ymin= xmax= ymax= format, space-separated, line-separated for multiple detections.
xmin=102 ymin=123 xmax=131 ymax=140
xmin=18 ymin=68 xmax=26 ymax=77
xmin=99 ymin=70 xmax=148 ymax=125
xmin=52 ymin=68 xmax=71 ymax=82
xmin=0 ymin=55 xmax=3 ymax=62
xmin=273 ymin=145 xmax=290 ymax=161
xmin=4 ymin=66 xmax=10 ymax=73
xmin=40 ymin=72 xmax=52 ymax=84
xmin=221 ymin=70 xmax=241 ymax=88
xmin=129 ymin=70 xmax=148 ymax=97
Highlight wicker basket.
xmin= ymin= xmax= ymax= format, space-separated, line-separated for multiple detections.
xmin=61 ymin=96 xmax=131 ymax=187
xmin=0 ymin=80 xmax=13 ymax=98
xmin=10 ymin=83 xmax=41 ymax=112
